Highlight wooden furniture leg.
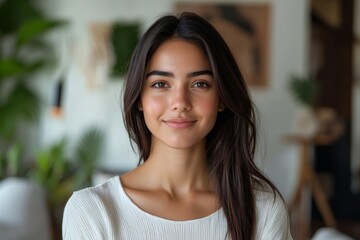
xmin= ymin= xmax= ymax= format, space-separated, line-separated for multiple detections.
xmin=309 ymin=169 xmax=337 ymax=227
xmin=289 ymin=140 xmax=311 ymax=240
xmin=288 ymin=139 xmax=337 ymax=240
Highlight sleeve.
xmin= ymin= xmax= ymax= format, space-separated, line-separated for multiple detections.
xmin=256 ymin=192 xmax=293 ymax=240
xmin=62 ymin=191 xmax=106 ymax=240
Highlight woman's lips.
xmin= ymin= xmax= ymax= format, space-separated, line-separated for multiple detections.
xmin=164 ymin=119 xmax=197 ymax=129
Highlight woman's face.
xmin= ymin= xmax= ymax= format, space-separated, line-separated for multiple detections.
xmin=140 ymin=38 xmax=221 ymax=150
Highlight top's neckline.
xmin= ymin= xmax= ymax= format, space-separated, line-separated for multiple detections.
xmin=113 ymin=176 xmax=223 ymax=224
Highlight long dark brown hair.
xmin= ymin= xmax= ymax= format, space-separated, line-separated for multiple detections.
xmin=123 ymin=12 xmax=279 ymax=240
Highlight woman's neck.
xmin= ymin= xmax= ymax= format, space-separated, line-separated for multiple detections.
xmin=137 ymin=139 xmax=213 ymax=197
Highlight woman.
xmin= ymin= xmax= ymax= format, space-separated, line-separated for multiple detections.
xmin=63 ymin=12 xmax=292 ymax=240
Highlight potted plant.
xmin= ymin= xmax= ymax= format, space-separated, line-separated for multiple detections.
xmin=288 ymin=75 xmax=319 ymax=138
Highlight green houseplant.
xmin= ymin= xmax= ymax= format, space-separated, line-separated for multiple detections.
xmin=288 ymin=75 xmax=320 ymax=138
xmin=289 ymin=75 xmax=318 ymax=108
xmin=0 ymin=1 xmax=107 ymax=238
xmin=30 ymin=127 xmax=104 ymax=239
xmin=0 ymin=0 xmax=66 ymax=179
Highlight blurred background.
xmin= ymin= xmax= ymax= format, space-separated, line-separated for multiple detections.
xmin=0 ymin=0 xmax=359 ymax=239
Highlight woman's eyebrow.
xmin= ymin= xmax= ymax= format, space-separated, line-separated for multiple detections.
xmin=146 ymin=70 xmax=174 ymax=78
xmin=146 ymin=70 xmax=213 ymax=78
xmin=187 ymin=70 xmax=213 ymax=78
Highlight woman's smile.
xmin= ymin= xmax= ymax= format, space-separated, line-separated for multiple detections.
xmin=163 ymin=118 xmax=198 ymax=129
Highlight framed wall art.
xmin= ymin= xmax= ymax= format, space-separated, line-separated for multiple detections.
xmin=176 ymin=3 xmax=271 ymax=87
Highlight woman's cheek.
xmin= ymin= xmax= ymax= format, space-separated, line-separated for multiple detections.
xmin=142 ymin=95 xmax=165 ymax=113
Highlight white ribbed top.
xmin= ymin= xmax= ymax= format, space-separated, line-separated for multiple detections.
xmin=62 ymin=176 xmax=292 ymax=240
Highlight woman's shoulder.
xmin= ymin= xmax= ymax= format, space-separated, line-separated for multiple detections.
xmin=65 ymin=176 xmax=121 ymax=213
xmin=253 ymin=180 xmax=293 ymax=239
xmin=62 ymin=176 xmax=123 ymax=239
xmin=253 ymin=180 xmax=287 ymax=213
xmin=254 ymin=188 xmax=286 ymax=214
xmin=252 ymin=178 xmax=281 ymax=200
xmin=78 ymin=175 xmax=120 ymax=194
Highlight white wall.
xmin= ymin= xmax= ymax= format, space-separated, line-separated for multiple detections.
xmin=251 ymin=0 xmax=309 ymax=200
xmin=39 ymin=0 xmax=310 ymax=200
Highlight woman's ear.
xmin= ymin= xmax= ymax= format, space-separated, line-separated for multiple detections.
xmin=137 ymin=101 xmax=143 ymax=111
xmin=218 ymin=102 xmax=225 ymax=112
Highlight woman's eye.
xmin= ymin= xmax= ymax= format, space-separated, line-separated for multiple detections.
xmin=151 ymin=82 xmax=168 ymax=88
xmin=193 ymin=82 xmax=209 ymax=88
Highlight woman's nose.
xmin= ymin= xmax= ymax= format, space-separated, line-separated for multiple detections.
xmin=171 ymin=88 xmax=192 ymax=112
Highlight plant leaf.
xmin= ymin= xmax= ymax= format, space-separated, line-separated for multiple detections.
xmin=289 ymin=75 xmax=318 ymax=107
xmin=76 ymin=128 xmax=104 ymax=164
xmin=0 ymin=0 xmax=42 ymax=35
xmin=6 ymin=143 xmax=22 ymax=176
xmin=28 ymin=59 xmax=48 ymax=74
xmin=0 ymin=151 xmax=7 ymax=179
xmin=16 ymin=19 xmax=66 ymax=48
xmin=51 ymin=176 xmax=76 ymax=206
xmin=0 ymin=83 xmax=41 ymax=138
xmin=22 ymin=38 xmax=54 ymax=55
xmin=74 ymin=128 xmax=104 ymax=187
xmin=6 ymin=83 xmax=41 ymax=122
xmin=0 ymin=59 xmax=27 ymax=79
